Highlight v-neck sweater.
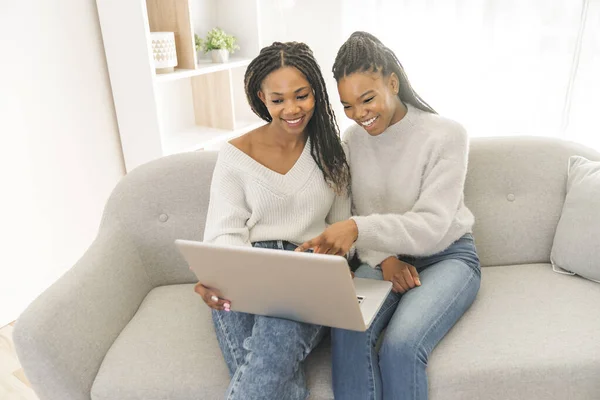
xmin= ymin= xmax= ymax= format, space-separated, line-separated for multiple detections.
xmin=203 ymin=138 xmax=351 ymax=246
xmin=345 ymin=104 xmax=475 ymax=267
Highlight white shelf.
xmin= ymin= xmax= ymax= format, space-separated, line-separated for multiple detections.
xmin=154 ymin=58 xmax=253 ymax=83
xmin=162 ymin=119 xmax=265 ymax=155
xmin=97 ymin=0 xmax=262 ymax=172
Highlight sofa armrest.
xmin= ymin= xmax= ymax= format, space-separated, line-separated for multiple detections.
xmin=13 ymin=218 xmax=153 ymax=400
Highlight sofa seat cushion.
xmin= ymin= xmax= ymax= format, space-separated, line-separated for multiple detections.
xmin=90 ymin=284 xmax=334 ymax=400
xmin=92 ymin=265 xmax=600 ymax=400
xmin=429 ymin=263 xmax=600 ymax=400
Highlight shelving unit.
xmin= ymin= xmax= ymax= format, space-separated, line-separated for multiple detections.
xmin=154 ymin=58 xmax=253 ymax=82
xmin=96 ymin=0 xmax=264 ymax=172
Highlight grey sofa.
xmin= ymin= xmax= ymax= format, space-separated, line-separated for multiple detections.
xmin=14 ymin=137 xmax=600 ymax=400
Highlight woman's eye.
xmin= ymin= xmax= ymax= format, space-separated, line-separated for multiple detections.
xmin=364 ymin=96 xmax=375 ymax=103
xmin=271 ymin=99 xmax=283 ymax=104
xmin=343 ymin=105 xmax=351 ymax=109
xmin=297 ymin=94 xmax=309 ymax=100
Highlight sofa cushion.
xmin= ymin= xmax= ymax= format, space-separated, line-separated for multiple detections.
xmin=464 ymin=137 xmax=600 ymax=267
xmin=551 ymin=156 xmax=600 ymax=282
xmin=90 ymin=284 xmax=334 ymax=400
xmin=429 ymin=263 xmax=600 ymax=400
xmin=91 ymin=265 xmax=600 ymax=400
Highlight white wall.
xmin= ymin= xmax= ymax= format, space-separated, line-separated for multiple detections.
xmin=0 ymin=1 xmax=125 ymax=326
xmin=258 ymin=0 xmax=351 ymax=131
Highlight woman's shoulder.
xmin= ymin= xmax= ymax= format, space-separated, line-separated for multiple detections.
xmin=214 ymin=139 xmax=249 ymax=178
xmin=227 ymin=126 xmax=263 ymax=156
xmin=341 ymin=123 xmax=364 ymax=146
xmin=417 ymin=109 xmax=468 ymax=143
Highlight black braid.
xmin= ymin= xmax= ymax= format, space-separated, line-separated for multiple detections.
xmin=245 ymin=42 xmax=350 ymax=194
xmin=332 ymin=31 xmax=436 ymax=114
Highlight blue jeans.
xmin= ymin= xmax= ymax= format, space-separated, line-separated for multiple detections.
xmin=332 ymin=234 xmax=481 ymax=400
xmin=211 ymin=240 xmax=326 ymax=400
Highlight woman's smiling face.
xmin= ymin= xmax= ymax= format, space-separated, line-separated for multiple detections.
xmin=337 ymin=70 xmax=403 ymax=136
xmin=258 ymin=66 xmax=315 ymax=136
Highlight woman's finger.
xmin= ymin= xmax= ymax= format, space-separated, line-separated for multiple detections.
xmin=295 ymin=235 xmax=322 ymax=252
xmin=392 ymin=279 xmax=406 ymax=294
xmin=194 ymin=282 xmax=206 ymax=297
xmin=208 ymin=293 xmax=231 ymax=311
xmin=402 ymin=267 xmax=415 ymax=289
xmin=195 ymin=283 xmax=230 ymax=311
xmin=393 ymin=274 xmax=408 ymax=293
xmin=409 ymin=265 xmax=421 ymax=286
xmin=324 ymin=243 xmax=340 ymax=255
xmin=313 ymin=238 xmax=335 ymax=254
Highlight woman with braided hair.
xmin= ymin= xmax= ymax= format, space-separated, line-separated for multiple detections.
xmin=296 ymin=31 xmax=481 ymax=399
xmin=195 ymin=41 xmax=351 ymax=400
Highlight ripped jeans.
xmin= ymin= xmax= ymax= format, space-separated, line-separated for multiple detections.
xmin=212 ymin=240 xmax=326 ymax=400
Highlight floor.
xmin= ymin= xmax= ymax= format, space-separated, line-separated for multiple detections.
xmin=0 ymin=322 xmax=38 ymax=400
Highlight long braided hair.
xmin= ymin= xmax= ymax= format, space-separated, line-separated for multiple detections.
xmin=333 ymin=31 xmax=436 ymax=114
xmin=245 ymin=42 xmax=350 ymax=194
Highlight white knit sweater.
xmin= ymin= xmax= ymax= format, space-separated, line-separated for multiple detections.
xmin=203 ymin=138 xmax=351 ymax=246
xmin=345 ymin=104 xmax=474 ymax=267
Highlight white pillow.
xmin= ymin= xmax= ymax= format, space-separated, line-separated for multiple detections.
xmin=551 ymin=156 xmax=600 ymax=283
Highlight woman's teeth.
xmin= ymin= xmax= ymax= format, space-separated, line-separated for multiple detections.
xmin=361 ymin=116 xmax=377 ymax=127
xmin=286 ymin=118 xmax=302 ymax=124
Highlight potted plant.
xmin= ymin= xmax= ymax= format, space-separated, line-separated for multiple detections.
xmin=197 ymin=28 xmax=239 ymax=63
xmin=194 ymin=33 xmax=203 ymax=62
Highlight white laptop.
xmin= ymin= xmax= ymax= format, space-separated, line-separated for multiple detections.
xmin=175 ymin=240 xmax=392 ymax=332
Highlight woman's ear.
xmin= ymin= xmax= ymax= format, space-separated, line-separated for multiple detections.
xmin=258 ymin=90 xmax=266 ymax=104
xmin=389 ymin=73 xmax=400 ymax=95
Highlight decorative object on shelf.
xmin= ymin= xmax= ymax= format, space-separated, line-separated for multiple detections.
xmin=194 ymin=33 xmax=203 ymax=63
xmin=150 ymin=32 xmax=178 ymax=73
xmin=197 ymin=27 xmax=239 ymax=64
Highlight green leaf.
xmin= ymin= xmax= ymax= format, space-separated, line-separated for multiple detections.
xmin=200 ymin=27 xmax=240 ymax=54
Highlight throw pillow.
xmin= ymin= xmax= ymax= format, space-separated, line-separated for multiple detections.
xmin=551 ymin=156 xmax=600 ymax=283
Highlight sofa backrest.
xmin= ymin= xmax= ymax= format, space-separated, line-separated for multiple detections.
xmin=103 ymin=151 xmax=218 ymax=287
xmin=102 ymin=137 xmax=600 ymax=287
xmin=465 ymin=136 xmax=599 ymax=267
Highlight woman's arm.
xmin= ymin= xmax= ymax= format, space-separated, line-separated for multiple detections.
xmin=297 ymin=126 xmax=469 ymax=258
xmin=203 ymin=159 xmax=252 ymax=247
xmin=326 ymin=190 xmax=352 ymax=225
xmin=352 ymin=126 xmax=469 ymax=256
xmin=325 ymin=141 xmax=353 ymax=225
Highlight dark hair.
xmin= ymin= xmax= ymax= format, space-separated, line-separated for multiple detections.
xmin=244 ymin=42 xmax=350 ymax=194
xmin=332 ymin=31 xmax=436 ymax=114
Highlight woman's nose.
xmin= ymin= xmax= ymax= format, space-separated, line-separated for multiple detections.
xmin=284 ymin=100 xmax=301 ymax=115
xmin=353 ymin=105 xmax=367 ymax=120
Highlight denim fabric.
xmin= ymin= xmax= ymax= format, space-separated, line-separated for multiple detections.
xmin=332 ymin=234 xmax=481 ymax=400
xmin=212 ymin=240 xmax=326 ymax=400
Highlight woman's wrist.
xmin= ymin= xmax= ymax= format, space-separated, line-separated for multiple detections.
xmin=380 ymin=256 xmax=399 ymax=280
xmin=346 ymin=219 xmax=359 ymax=242
xmin=380 ymin=256 xmax=398 ymax=267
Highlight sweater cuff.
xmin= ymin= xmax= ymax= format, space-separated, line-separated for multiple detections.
xmin=358 ymin=249 xmax=397 ymax=269
xmin=351 ymin=215 xmax=380 ymax=250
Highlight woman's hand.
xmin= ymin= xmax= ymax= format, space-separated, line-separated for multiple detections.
xmin=381 ymin=256 xmax=421 ymax=294
xmin=295 ymin=220 xmax=358 ymax=255
xmin=194 ymin=282 xmax=231 ymax=311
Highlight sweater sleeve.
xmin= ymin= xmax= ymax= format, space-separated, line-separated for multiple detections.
xmin=342 ymin=134 xmax=396 ymax=267
xmin=326 ymin=192 xmax=352 ymax=225
xmin=326 ymin=141 xmax=352 ymax=224
xmin=351 ymin=125 xmax=469 ymax=257
xmin=202 ymin=158 xmax=252 ymax=247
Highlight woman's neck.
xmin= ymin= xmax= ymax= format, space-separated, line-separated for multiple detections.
xmin=388 ymin=98 xmax=408 ymax=127
xmin=263 ymin=124 xmax=307 ymax=151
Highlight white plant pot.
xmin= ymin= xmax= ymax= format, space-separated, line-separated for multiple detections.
xmin=150 ymin=32 xmax=178 ymax=73
xmin=211 ymin=49 xmax=230 ymax=63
